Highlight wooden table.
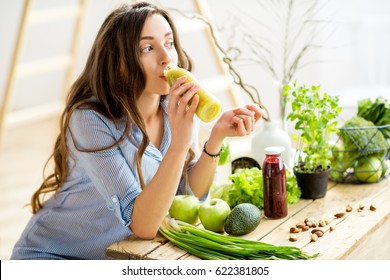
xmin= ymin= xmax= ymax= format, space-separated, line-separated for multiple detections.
xmin=106 ymin=176 xmax=390 ymax=260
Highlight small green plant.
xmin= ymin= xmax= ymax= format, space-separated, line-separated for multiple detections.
xmin=284 ymin=82 xmax=342 ymax=173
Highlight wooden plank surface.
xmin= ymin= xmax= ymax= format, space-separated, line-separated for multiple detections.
xmin=105 ymin=177 xmax=390 ymax=260
xmin=303 ymin=178 xmax=390 ymax=259
xmin=105 ymin=233 xmax=168 ymax=260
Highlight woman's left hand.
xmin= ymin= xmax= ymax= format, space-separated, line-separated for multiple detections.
xmin=211 ymin=104 xmax=264 ymax=142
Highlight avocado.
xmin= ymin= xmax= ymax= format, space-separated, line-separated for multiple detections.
xmin=224 ymin=203 xmax=262 ymax=236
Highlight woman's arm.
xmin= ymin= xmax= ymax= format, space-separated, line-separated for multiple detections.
xmin=70 ymin=109 xmax=194 ymax=240
xmin=130 ymin=146 xmax=189 ymax=239
xmin=188 ymin=104 xmax=264 ymax=198
xmin=131 ymin=77 xmax=201 ymax=239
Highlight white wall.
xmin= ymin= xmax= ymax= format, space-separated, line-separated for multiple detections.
xmin=204 ymin=0 xmax=390 ymax=121
xmin=1 ymin=0 xmax=390 ymax=126
xmin=0 ymin=0 xmax=125 ymax=115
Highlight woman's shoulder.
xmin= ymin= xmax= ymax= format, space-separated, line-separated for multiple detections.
xmin=70 ymin=108 xmax=111 ymax=126
xmin=68 ymin=107 xmax=127 ymax=149
xmin=69 ymin=106 xmax=126 ymax=136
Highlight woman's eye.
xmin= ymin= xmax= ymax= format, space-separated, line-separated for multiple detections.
xmin=167 ymin=41 xmax=175 ymax=48
xmin=141 ymin=45 xmax=153 ymax=53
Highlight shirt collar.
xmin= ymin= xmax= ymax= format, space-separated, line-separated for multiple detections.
xmin=131 ymin=97 xmax=171 ymax=161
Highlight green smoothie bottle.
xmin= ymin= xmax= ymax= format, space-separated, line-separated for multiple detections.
xmin=163 ymin=64 xmax=222 ymax=122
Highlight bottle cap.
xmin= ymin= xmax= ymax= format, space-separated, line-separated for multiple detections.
xmin=163 ymin=63 xmax=177 ymax=76
xmin=264 ymin=146 xmax=285 ymax=155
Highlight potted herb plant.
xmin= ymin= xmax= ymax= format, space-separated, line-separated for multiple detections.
xmin=284 ymin=82 xmax=341 ymax=199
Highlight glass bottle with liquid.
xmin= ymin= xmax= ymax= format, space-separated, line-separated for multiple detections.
xmin=262 ymin=146 xmax=287 ymax=219
xmin=163 ymin=64 xmax=222 ymax=123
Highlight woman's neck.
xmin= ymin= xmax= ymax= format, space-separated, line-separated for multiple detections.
xmin=137 ymin=93 xmax=164 ymax=149
xmin=137 ymin=93 xmax=161 ymax=124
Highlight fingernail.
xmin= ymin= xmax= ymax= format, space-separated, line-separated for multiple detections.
xmin=259 ymin=108 xmax=266 ymax=115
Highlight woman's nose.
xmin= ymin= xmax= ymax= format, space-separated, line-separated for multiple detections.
xmin=160 ymin=47 xmax=172 ymax=66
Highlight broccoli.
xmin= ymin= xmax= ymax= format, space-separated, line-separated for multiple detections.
xmin=330 ymin=116 xmax=389 ymax=181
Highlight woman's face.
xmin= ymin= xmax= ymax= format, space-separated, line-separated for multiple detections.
xmin=139 ymin=13 xmax=178 ymax=96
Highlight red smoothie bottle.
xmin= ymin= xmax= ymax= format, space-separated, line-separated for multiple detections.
xmin=262 ymin=146 xmax=287 ymax=219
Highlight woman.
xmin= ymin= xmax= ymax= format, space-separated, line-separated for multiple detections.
xmin=11 ymin=2 xmax=262 ymax=259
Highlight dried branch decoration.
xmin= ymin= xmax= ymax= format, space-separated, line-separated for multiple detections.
xmin=192 ymin=14 xmax=271 ymax=121
xmin=166 ymin=7 xmax=270 ymax=121
xmin=219 ymin=0 xmax=334 ymax=121
xmin=166 ymin=0 xmax=333 ymax=122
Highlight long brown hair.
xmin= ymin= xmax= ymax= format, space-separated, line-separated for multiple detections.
xmin=31 ymin=2 xmax=194 ymax=213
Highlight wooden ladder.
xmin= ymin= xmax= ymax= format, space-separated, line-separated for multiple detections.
xmin=0 ymin=0 xmax=87 ymax=147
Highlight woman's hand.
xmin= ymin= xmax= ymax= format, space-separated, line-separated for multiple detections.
xmin=210 ymin=104 xmax=264 ymax=143
xmin=167 ymin=76 xmax=199 ymax=150
xmin=186 ymin=104 xmax=263 ymax=198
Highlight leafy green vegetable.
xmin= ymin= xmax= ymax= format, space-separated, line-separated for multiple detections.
xmin=218 ymin=140 xmax=231 ymax=166
xmin=284 ymin=82 xmax=341 ymax=173
xmin=330 ymin=116 xmax=389 ymax=181
xmin=222 ymin=167 xmax=301 ymax=209
xmin=357 ymin=97 xmax=390 ymax=138
xmin=159 ymin=218 xmax=317 ymax=260
xmin=340 ymin=116 xmax=388 ymax=158
xmin=286 ymin=170 xmax=301 ymax=204
xmin=224 ymin=168 xmax=264 ymax=209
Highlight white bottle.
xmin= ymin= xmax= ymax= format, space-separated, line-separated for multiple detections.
xmin=251 ymin=120 xmax=292 ymax=168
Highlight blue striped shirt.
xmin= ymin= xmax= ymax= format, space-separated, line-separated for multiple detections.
xmin=11 ymin=97 xmax=201 ymax=259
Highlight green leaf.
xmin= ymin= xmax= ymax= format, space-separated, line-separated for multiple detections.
xmin=284 ymin=81 xmax=342 ymax=171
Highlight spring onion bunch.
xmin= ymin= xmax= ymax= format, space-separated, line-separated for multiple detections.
xmin=159 ymin=218 xmax=318 ymax=260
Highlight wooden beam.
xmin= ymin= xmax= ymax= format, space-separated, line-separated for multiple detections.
xmin=62 ymin=0 xmax=88 ymax=101
xmin=0 ymin=0 xmax=32 ymax=147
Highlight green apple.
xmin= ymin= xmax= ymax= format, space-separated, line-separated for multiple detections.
xmin=169 ymin=195 xmax=200 ymax=224
xmin=199 ymin=198 xmax=231 ymax=233
xmin=354 ymin=156 xmax=382 ymax=183
xmin=382 ymin=160 xmax=388 ymax=177
xmin=210 ymin=183 xmax=231 ymax=199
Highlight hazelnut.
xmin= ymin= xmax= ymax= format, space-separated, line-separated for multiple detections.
xmin=318 ymin=219 xmax=326 ymax=227
xmin=305 ymin=218 xmax=316 ymax=227
xmin=369 ymin=205 xmax=376 ymax=211
xmin=330 ymin=225 xmax=336 ymax=231
xmin=311 ymin=229 xmax=324 ymax=236
xmin=334 ymin=212 xmax=345 ymax=219
xmin=346 ymin=204 xmax=353 ymax=212
xmin=289 ymin=234 xmax=298 ymax=242
xmin=290 ymin=227 xmax=301 ymax=233
xmin=310 ymin=234 xmax=318 ymax=242
xmin=301 ymin=225 xmax=310 ymax=232
xmin=296 ymin=223 xmax=305 ymax=229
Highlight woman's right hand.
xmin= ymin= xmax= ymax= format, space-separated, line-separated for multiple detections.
xmin=167 ymin=76 xmax=199 ymax=151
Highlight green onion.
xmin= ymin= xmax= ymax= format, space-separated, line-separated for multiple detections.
xmin=159 ymin=218 xmax=318 ymax=260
